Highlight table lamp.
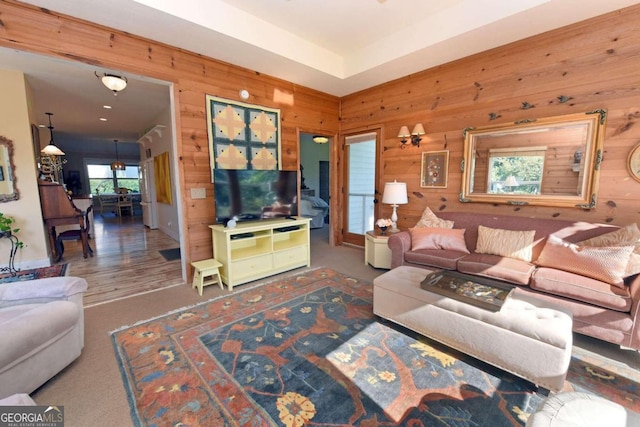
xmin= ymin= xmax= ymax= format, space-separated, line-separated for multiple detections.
xmin=504 ymin=175 xmax=519 ymax=192
xmin=382 ymin=180 xmax=408 ymax=233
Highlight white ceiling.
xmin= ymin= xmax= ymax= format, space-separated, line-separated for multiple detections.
xmin=6 ymin=0 xmax=640 ymax=145
xmin=0 ymin=46 xmax=171 ymax=146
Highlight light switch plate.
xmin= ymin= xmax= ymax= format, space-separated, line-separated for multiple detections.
xmin=191 ymin=187 xmax=206 ymax=199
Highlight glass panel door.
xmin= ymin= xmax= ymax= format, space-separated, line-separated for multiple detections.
xmin=343 ymin=131 xmax=379 ymax=246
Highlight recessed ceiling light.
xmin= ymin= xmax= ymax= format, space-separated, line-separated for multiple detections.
xmin=100 ymin=118 xmax=107 ymax=121
xmin=103 ymin=105 xmax=112 ymax=109
xmin=38 ymin=124 xmax=46 ymax=128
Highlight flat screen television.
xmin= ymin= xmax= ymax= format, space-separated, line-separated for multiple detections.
xmin=213 ymin=169 xmax=298 ymax=224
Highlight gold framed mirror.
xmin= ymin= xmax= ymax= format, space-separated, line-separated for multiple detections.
xmin=460 ymin=110 xmax=606 ymax=209
xmin=0 ymin=136 xmax=19 ymax=202
xmin=627 ymin=142 xmax=640 ymax=183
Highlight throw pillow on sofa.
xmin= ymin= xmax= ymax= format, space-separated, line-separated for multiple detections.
xmin=537 ymin=235 xmax=634 ymax=288
xmin=475 ymin=225 xmax=536 ymax=262
xmin=414 ymin=207 xmax=454 ymax=229
xmin=409 ymin=227 xmax=470 ymax=253
xmin=578 ymin=223 xmax=640 ymax=277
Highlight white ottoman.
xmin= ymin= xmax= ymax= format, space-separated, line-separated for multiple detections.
xmin=373 ymin=266 xmax=574 ymax=392
xmin=527 ymin=392 xmax=629 ymax=426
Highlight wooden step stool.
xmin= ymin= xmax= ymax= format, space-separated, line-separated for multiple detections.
xmin=191 ymin=259 xmax=223 ymax=296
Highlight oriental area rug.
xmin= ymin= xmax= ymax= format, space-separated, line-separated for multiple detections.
xmin=0 ymin=263 xmax=67 ymax=283
xmin=111 ymin=268 xmax=640 ymax=426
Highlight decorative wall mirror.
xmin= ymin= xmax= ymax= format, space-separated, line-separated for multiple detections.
xmin=0 ymin=136 xmax=19 ymax=202
xmin=460 ymin=110 xmax=606 ymax=209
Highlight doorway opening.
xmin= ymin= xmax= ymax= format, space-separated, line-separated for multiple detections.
xmin=300 ymin=132 xmax=331 ymax=242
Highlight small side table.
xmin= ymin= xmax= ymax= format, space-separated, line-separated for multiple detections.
xmin=191 ymin=258 xmax=224 ymax=296
xmin=0 ymin=232 xmax=20 ymax=276
xmin=364 ymin=230 xmax=392 ymax=269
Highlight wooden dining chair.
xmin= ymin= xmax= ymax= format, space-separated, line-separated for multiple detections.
xmin=117 ymin=192 xmax=134 ymax=216
xmin=95 ymin=194 xmax=118 ymax=215
xmin=55 ymin=205 xmax=94 ymax=262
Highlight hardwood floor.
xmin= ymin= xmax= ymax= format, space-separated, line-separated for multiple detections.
xmin=57 ymin=212 xmax=184 ymax=307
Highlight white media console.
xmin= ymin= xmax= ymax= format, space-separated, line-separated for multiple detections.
xmin=209 ymin=217 xmax=311 ymax=290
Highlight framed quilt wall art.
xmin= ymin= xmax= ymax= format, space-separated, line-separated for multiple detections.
xmin=206 ymin=95 xmax=281 ymax=179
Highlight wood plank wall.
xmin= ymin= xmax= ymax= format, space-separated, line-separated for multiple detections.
xmin=0 ymin=1 xmax=340 ymax=268
xmin=340 ymin=5 xmax=640 ymax=229
xmin=2 ymin=1 xmax=640 ymax=266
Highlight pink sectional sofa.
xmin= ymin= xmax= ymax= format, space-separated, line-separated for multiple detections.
xmin=388 ymin=212 xmax=640 ymax=351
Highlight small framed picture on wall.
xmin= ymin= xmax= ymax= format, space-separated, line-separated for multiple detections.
xmin=421 ymin=150 xmax=449 ymax=188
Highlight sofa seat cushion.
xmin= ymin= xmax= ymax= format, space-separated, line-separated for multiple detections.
xmin=457 ymin=253 xmax=535 ymax=285
xmin=0 ymin=301 xmax=80 ymax=372
xmin=404 ymin=249 xmax=467 ymax=270
xmin=531 ymin=267 xmax=632 ymax=312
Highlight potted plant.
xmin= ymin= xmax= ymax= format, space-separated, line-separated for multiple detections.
xmin=0 ymin=213 xmax=24 ymax=248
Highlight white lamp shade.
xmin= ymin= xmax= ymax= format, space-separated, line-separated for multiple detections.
xmin=397 ymin=126 xmax=410 ymax=138
xmin=411 ymin=123 xmax=425 ymax=136
xmin=41 ymin=144 xmax=65 ymax=156
xmin=382 ymin=181 xmax=408 ymax=204
xmin=504 ymin=175 xmax=519 ymax=187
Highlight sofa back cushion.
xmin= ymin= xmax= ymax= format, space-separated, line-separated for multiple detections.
xmin=475 ymin=225 xmax=536 ymax=262
xmin=410 ymin=227 xmax=469 ymax=253
xmin=435 ymin=211 xmax=621 ymax=260
xmin=414 ymin=207 xmax=454 ymax=229
xmin=536 ymin=235 xmax=633 ymax=287
xmin=578 ymin=223 xmax=640 ymax=277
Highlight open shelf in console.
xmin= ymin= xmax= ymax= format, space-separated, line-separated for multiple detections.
xmin=210 ymin=217 xmax=311 ymax=291
xmin=229 ymin=230 xmax=271 ymax=259
xmin=273 ymin=228 xmax=307 ymax=252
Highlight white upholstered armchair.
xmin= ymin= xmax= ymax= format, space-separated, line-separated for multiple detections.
xmin=0 ymin=276 xmax=88 ymax=398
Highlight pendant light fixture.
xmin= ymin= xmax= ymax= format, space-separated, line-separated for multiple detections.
xmin=110 ymin=140 xmax=126 ymax=171
xmin=41 ymin=112 xmax=65 ymax=156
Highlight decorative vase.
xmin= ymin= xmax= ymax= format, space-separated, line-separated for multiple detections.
xmin=379 ymin=226 xmax=388 ymax=235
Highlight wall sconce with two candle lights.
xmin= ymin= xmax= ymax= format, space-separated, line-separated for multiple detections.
xmin=398 ymin=124 xmax=425 ymax=148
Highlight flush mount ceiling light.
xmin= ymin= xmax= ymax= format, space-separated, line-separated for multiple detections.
xmin=95 ymin=72 xmax=128 ymax=95
xmin=110 ymin=140 xmax=126 ymax=171
xmin=41 ymin=112 xmax=65 ymax=156
xmin=312 ymin=135 xmax=329 ymax=144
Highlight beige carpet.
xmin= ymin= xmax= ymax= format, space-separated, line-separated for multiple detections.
xmin=30 ymin=228 xmax=640 ymax=427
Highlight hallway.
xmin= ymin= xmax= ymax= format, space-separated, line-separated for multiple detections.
xmin=58 ymin=213 xmax=183 ymax=307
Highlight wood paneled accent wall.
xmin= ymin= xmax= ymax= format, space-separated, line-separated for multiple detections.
xmin=2 ymin=1 xmax=640 ymax=269
xmin=0 ymin=1 xmax=339 ymax=268
xmin=340 ymin=5 xmax=640 ymax=229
